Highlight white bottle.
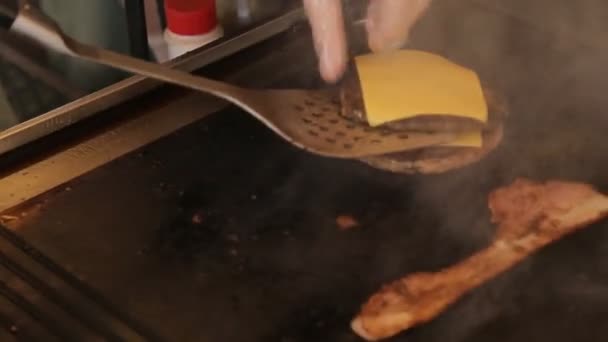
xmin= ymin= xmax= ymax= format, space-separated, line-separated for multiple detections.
xmin=163 ymin=0 xmax=224 ymax=60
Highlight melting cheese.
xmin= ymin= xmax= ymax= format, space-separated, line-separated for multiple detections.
xmin=355 ymin=50 xmax=488 ymax=147
xmin=446 ymin=131 xmax=482 ymax=147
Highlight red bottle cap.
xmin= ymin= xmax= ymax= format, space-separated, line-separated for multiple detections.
xmin=164 ymin=0 xmax=218 ymax=36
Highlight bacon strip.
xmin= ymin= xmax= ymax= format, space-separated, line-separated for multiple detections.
xmin=352 ymin=178 xmax=608 ymax=341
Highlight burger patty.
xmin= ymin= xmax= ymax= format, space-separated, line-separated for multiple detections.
xmin=338 ymin=68 xmax=508 ymax=174
xmin=339 ymin=68 xmax=506 ymax=133
xmin=359 ymin=123 xmax=504 ymax=174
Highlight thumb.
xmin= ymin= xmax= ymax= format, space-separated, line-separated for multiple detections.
xmin=366 ymin=0 xmax=432 ymax=53
xmin=303 ymin=0 xmax=348 ymax=83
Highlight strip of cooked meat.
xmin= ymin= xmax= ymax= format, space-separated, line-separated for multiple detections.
xmin=351 ymin=178 xmax=608 ymax=341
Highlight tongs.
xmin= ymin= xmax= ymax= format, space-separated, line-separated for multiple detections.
xmin=1 ymin=2 xmax=460 ymax=159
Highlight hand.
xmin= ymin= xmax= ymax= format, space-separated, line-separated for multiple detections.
xmin=303 ymin=0 xmax=432 ymax=83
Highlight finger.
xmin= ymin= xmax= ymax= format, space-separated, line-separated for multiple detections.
xmin=303 ymin=0 xmax=348 ymax=83
xmin=366 ymin=0 xmax=432 ymax=52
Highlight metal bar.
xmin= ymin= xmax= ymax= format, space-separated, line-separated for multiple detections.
xmin=0 ymin=225 xmax=163 ymax=341
xmin=0 ymin=250 xmax=123 ymax=341
xmin=0 ymin=308 xmax=26 ymax=341
xmin=124 ymin=0 xmax=150 ymax=60
xmin=0 ymin=6 xmax=305 ymax=156
xmin=0 ymin=93 xmax=225 ymax=213
xmin=0 ymin=279 xmax=76 ymax=341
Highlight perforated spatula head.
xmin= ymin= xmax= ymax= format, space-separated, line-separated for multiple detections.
xmin=245 ymin=88 xmax=460 ymax=157
xmin=9 ymin=4 xmax=460 ymax=158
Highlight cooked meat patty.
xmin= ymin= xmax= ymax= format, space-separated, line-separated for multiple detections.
xmin=339 ymin=69 xmax=508 ymax=174
xmin=339 ymin=68 xmax=504 ymax=133
xmin=358 ymin=121 xmax=503 ymax=174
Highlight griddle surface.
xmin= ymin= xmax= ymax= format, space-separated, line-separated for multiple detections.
xmin=7 ymin=1 xmax=608 ymax=341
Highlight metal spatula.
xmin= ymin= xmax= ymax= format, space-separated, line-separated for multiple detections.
xmin=8 ymin=4 xmax=459 ymax=159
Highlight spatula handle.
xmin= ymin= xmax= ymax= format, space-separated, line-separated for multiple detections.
xmin=10 ymin=3 xmax=244 ymax=101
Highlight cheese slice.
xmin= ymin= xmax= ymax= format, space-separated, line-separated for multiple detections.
xmin=355 ymin=50 xmax=488 ymax=147
xmin=446 ymin=131 xmax=482 ymax=147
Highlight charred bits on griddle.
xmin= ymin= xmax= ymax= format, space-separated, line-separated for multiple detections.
xmin=154 ymin=187 xmax=225 ymax=260
xmin=336 ymin=215 xmax=360 ymax=231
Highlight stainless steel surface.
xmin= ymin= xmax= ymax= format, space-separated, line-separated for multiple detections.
xmin=0 ymin=27 xmax=314 ymax=213
xmin=0 ymin=3 xmax=304 ymax=156
xmin=0 ymin=93 xmax=224 ymax=213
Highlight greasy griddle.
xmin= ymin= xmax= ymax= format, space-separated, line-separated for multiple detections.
xmin=4 ymin=1 xmax=608 ymax=341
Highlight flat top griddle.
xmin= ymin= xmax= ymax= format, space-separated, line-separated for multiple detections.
xmin=3 ymin=1 xmax=608 ymax=341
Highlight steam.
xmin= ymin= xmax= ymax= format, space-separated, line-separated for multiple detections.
xmin=331 ymin=2 xmax=608 ymax=339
